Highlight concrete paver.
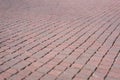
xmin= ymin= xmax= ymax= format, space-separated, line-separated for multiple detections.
xmin=0 ymin=0 xmax=120 ymax=80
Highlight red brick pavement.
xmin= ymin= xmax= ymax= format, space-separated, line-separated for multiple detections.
xmin=0 ymin=0 xmax=120 ymax=80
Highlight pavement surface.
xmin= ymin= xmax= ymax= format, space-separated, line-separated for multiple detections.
xmin=0 ymin=0 xmax=120 ymax=80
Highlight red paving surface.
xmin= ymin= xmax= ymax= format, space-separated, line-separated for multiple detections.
xmin=0 ymin=0 xmax=120 ymax=80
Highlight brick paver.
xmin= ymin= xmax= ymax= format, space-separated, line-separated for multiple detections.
xmin=0 ymin=0 xmax=120 ymax=80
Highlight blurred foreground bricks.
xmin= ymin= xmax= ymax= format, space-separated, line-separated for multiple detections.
xmin=0 ymin=0 xmax=120 ymax=80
